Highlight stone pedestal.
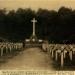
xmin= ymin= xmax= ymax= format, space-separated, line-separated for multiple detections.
xmin=30 ymin=34 xmax=38 ymax=42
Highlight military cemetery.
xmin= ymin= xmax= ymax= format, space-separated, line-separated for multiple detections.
xmin=0 ymin=3 xmax=75 ymax=70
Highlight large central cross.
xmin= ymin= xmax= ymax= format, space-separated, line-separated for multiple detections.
xmin=31 ymin=18 xmax=37 ymax=36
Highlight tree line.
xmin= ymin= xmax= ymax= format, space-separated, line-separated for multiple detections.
xmin=0 ymin=7 xmax=75 ymax=43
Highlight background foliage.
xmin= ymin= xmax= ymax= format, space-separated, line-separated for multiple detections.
xmin=0 ymin=7 xmax=75 ymax=43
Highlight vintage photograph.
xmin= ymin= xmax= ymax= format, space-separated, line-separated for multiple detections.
xmin=0 ymin=0 xmax=75 ymax=73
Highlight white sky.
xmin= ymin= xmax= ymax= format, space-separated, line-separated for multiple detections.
xmin=0 ymin=0 xmax=75 ymax=11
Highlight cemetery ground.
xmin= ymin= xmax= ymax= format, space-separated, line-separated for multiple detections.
xmin=0 ymin=47 xmax=75 ymax=70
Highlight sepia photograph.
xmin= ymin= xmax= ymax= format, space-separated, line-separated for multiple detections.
xmin=0 ymin=0 xmax=75 ymax=74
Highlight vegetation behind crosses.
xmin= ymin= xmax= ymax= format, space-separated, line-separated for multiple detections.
xmin=0 ymin=6 xmax=75 ymax=43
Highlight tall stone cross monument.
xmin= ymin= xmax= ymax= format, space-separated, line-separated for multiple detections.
xmin=31 ymin=18 xmax=37 ymax=36
xmin=30 ymin=18 xmax=37 ymax=42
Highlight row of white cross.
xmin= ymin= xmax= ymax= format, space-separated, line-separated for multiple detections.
xmin=42 ymin=43 xmax=75 ymax=67
xmin=0 ymin=42 xmax=23 ymax=56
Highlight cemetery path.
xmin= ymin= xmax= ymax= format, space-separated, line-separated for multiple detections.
xmin=0 ymin=47 xmax=55 ymax=70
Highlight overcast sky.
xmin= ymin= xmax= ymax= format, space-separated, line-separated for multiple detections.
xmin=0 ymin=0 xmax=75 ymax=11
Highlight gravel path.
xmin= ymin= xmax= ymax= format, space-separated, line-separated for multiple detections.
xmin=0 ymin=47 xmax=55 ymax=70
